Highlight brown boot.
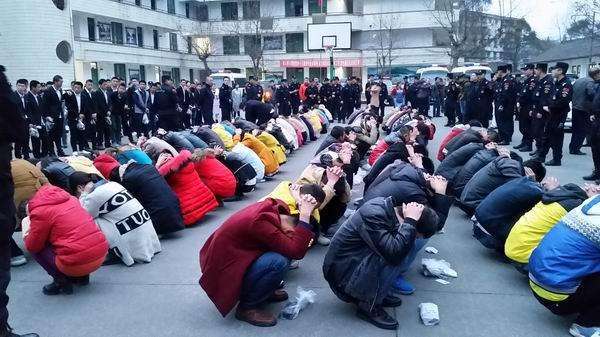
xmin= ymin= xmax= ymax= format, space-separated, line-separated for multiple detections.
xmin=235 ymin=307 xmax=277 ymax=327
xmin=268 ymin=289 xmax=288 ymax=303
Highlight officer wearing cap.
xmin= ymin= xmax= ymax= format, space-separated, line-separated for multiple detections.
xmin=329 ymin=77 xmax=342 ymax=121
xmin=494 ymin=64 xmax=518 ymax=144
xmin=515 ymin=63 xmax=537 ymax=152
xmin=534 ymin=62 xmax=573 ymax=166
xmin=275 ymin=78 xmax=291 ymax=117
xmin=444 ymin=73 xmax=460 ymax=126
xmin=245 ymin=76 xmax=263 ymax=102
xmin=530 ymin=63 xmax=554 ymax=157
xmin=469 ymin=70 xmax=494 ymax=127
xmin=319 ymin=77 xmax=332 ymax=110
xmin=289 ymin=76 xmax=301 ymax=114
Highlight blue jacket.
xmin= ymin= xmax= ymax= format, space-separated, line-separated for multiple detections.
xmin=117 ymin=149 xmax=153 ymax=165
xmin=529 ymin=195 xmax=600 ymax=297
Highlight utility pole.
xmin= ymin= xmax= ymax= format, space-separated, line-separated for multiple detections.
xmin=590 ymin=11 xmax=596 ymax=65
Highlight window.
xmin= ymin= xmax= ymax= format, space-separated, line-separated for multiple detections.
xmin=150 ymin=0 xmax=156 ymax=10
xmin=221 ymin=2 xmax=238 ymax=21
xmin=243 ymin=1 xmax=260 ymax=20
xmin=186 ymin=36 xmax=192 ymax=53
xmin=263 ymin=35 xmax=283 ymax=50
xmin=189 ymin=69 xmax=194 ymax=82
xmin=167 ymin=0 xmax=176 ymax=14
xmin=286 ymin=33 xmax=303 ymax=53
xmin=223 ymin=36 xmax=240 ymax=55
xmin=308 ymin=0 xmax=327 ymax=14
xmin=135 ymin=0 xmax=141 ymax=6
xmin=309 ymin=67 xmax=327 ymax=80
xmin=125 ymin=27 xmax=137 ymax=45
xmin=187 ymin=3 xmax=208 ymax=21
xmin=285 ymin=0 xmax=303 ymax=17
xmin=244 ymin=35 xmax=261 ymax=55
xmin=153 ymin=29 xmax=159 ymax=49
xmin=169 ymin=33 xmax=178 ymax=51
xmin=111 ymin=22 xmax=123 ymax=45
xmin=114 ymin=63 xmax=126 ymax=79
xmin=286 ymin=68 xmax=304 ymax=81
xmin=137 ymin=27 xmax=143 ymax=47
xmin=139 ymin=65 xmax=146 ymax=81
xmin=87 ymin=18 xmax=96 ymax=41
xmin=172 ymin=67 xmax=181 ymax=83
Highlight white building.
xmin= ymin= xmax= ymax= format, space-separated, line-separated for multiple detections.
xmin=1 ymin=0 xmax=512 ymax=85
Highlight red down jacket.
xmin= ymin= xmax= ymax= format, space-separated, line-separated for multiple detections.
xmin=368 ymin=139 xmax=390 ymax=166
xmin=194 ymin=156 xmax=237 ymax=199
xmin=25 ymin=185 xmax=108 ymax=276
xmin=158 ymin=150 xmax=218 ymax=226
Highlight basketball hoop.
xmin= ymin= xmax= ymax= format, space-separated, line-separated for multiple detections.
xmin=323 ymin=45 xmax=334 ymax=57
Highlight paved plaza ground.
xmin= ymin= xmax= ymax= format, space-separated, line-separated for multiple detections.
xmin=7 ymin=117 xmax=595 ymax=337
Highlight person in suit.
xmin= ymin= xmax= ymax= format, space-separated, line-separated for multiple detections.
xmin=12 ymin=79 xmax=30 ymax=159
xmin=197 ymin=76 xmax=215 ymax=126
xmin=275 ymin=79 xmax=292 ymax=117
xmin=42 ymin=75 xmax=65 ymax=156
xmin=340 ymin=77 xmax=358 ymax=123
xmin=155 ymin=75 xmax=180 ymax=131
xmin=82 ymin=79 xmax=95 ymax=147
xmin=109 ymin=82 xmax=129 ymax=146
xmin=25 ymin=80 xmax=47 ymax=158
xmin=219 ymin=77 xmax=233 ymax=122
xmin=64 ymin=81 xmax=90 ymax=152
xmin=147 ymin=82 xmax=159 ymax=135
xmin=132 ymin=80 xmax=149 ymax=138
xmin=176 ymin=79 xmax=191 ymax=129
xmin=92 ymin=79 xmax=112 ymax=150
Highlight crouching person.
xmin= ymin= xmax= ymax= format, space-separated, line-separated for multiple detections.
xmin=69 ymin=172 xmax=161 ymax=266
xmin=199 ymin=189 xmax=320 ymax=327
xmin=323 ymin=198 xmax=438 ymax=330
xmin=24 ymin=185 xmax=109 ymax=295
xmin=528 ymin=194 xmax=600 ymax=337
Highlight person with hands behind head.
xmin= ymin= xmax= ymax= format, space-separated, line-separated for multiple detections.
xmin=323 ymin=198 xmax=437 ymax=330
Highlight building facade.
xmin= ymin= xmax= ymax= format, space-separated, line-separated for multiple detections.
xmin=0 ymin=0 xmax=520 ymax=85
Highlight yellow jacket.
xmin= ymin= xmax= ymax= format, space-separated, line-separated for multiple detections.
xmin=266 ymin=181 xmax=319 ymax=222
xmin=234 ymin=133 xmax=279 ymax=175
xmin=11 ymin=159 xmax=48 ymax=212
xmin=256 ymin=131 xmax=287 ymax=165
xmin=305 ymin=111 xmax=322 ymax=134
xmin=505 ymin=201 xmax=567 ymax=264
xmin=212 ymin=124 xmax=234 ymax=150
xmin=63 ymin=156 xmax=105 ymax=179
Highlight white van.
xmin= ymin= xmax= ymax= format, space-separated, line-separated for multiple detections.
xmin=211 ymin=72 xmax=247 ymax=89
xmin=451 ymin=64 xmax=493 ymax=80
xmin=416 ymin=65 xmax=449 ymax=83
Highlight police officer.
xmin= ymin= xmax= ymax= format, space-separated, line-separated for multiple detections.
xmin=535 ymin=62 xmax=573 ymax=166
xmin=245 ymin=76 xmax=263 ymax=102
xmin=530 ymin=63 xmax=553 ymax=157
xmin=471 ymin=71 xmax=494 ymax=127
xmin=319 ymin=77 xmax=332 ymax=109
xmin=515 ymin=63 xmax=537 ymax=152
xmin=584 ymin=78 xmax=600 ymax=180
xmin=444 ymin=73 xmax=460 ymax=126
xmin=218 ymin=77 xmax=233 ymax=122
xmin=275 ymin=79 xmax=292 ymax=117
xmin=305 ymin=78 xmax=319 ymax=108
xmin=377 ymin=78 xmax=389 ymax=119
xmin=494 ymin=64 xmax=518 ymax=145
xmin=329 ymin=77 xmax=342 ymax=121
xmin=289 ymin=77 xmax=301 ymax=114
xmin=340 ymin=77 xmax=357 ymax=123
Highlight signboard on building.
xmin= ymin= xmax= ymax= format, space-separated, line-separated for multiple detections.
xmin=279 ymin=58 xmax=363 ymax=68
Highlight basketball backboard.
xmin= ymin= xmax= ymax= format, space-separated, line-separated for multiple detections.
xmin=307 ymin=22 xmax=352 ymax=51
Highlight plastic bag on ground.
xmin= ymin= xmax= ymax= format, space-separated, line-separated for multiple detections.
xmin=422 ymin=258 xmax=458 ymax=278
xmin=419 ymin=303 xmax=440 ymax=326
xmin=279 ymin=286 xmax=316 ymax=320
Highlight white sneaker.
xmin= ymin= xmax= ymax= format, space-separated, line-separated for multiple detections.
xmin=10 ymin=255 xmax=27 ymax=267
xmin=317 ymin=235 xmax=331 ymax=246
xmin=289 ymin=260 xmax=300 ymax=270
xmin=570 ymin=324 xmax=600 ymax=337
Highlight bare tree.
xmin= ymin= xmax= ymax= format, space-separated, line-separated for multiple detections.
xmin=425 ymin=0 xmax=493 ymax=66
xmin=177 ymin=19 xmax=216 ymax=79
xmin=372 ymin=15 xmax=401 ymax=77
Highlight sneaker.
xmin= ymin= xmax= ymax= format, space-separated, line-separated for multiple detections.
xmin=569 ymin=323 xmax=600 ymax=337
xmin=317 ymin=234 xmax=331 ymax=246
xmin=570 ymin=150 xmax=586 ymax=155
xmin=394 ymin=275 xmax=415 ymax=295
xmin=10 ymin=255 xmax=27 ymax=267
xmin=235 ymin=307 xmax=277 ymax=327
xmin=289 ymin=260 xmax=300 ymax=270
xmin=356 ymin=304 xmax=398 ymax=330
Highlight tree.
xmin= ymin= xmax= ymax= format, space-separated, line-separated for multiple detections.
xmin=425 ymin=0 xmax=493 ymax=66
xmin=372 ymin=15 xmax=401 ymax=77
xmin=177 ymin=20 xmax=216 ymax=80
xmin=567 ymin=0 xmax=599 ymax=40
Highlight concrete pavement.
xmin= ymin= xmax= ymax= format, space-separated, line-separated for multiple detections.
xmin=8 ymin=118 xmax=594 ymax=337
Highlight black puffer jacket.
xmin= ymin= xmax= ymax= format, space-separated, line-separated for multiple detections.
xmin=323 ymin=197 xmax=416 ymax=306
xmin=269 ymin=125 xmax=292 ymax=151
xmin=435 ymin=142 xmax=485 ymax=181
xmin=315 ymin=135 xmax=341 ymax=155
xmin=233 ymin=118 xmax=260 ymax=132
xmin=218 ymin=154 xmax=257 ymax=194
xmin=40 ymin=158 xmax=76 ymax=193
xmin=453 ymin=149 xmax=499 ymax=197
xmin=460 ymin=156 xmax=524 ymax=211
xmin=162 ymin=131 xmax=195 ymax=152
xmin=540 ymin=183 xmax=589 ymax=211
xmin=363 ymin=141 xmax=410 ymax=193
xmin=193 ymin=126 xmax=225 ymax=148
xmin=443 ymin=128 xmax=484 ymax=156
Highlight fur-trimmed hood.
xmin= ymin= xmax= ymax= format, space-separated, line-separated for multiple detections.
xmin=157 ymin=150 xmax=192 ymax=177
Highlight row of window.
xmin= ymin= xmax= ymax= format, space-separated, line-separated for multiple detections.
xmin=223 ymin=33 xmax=304 ymax=55
xmin=111 ymin=63 xmax=193 ymax=84
xmin=87 ymin=17 xmax=181 ymax=52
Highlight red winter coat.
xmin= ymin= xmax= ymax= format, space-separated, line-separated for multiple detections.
xmin=199 ymin=198 xmax=313 ymax=316
xmin=437 ymin=128 xmax=464 ymax=161
xmin=158 ymin=150 xmax=218 ymax=226
xmin=368 ymin=139 xmax=390 ymax=166
xmin=194 ymin=156 xmax=237 ymax=199
xmin=25 ymin=185 xmax=108 ymax=276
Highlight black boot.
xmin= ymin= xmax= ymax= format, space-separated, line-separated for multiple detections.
xmin=1 ymin=325 xmax=39 ymax=337
xmin=381 ymin=290 xmax=403 ymax=308
xmin=529 ymin=149 xmax=538 ymax=156
xmin=583 ymin=171 xmax=600 ymax=181
xmin=513 ymin=143 xmax=525 ymax=150
xmin=356 ymin=302 xmax=399 ymax=330
xmin=42 ymin=276 xmax=73 ymax=295
xmin=544 ymin=159 xmax=561 ymax=166
xmin=519 ymin=145 xmax=532 ymax=152
xmin=68 ymin=275 xmax=90 ymax=286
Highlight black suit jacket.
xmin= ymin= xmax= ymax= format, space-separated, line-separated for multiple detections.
xmin=13 ymin=91 xmax=28 ymax=121
xmin=42 ymin=86 xmax=64 ymax=120
xmin=176 ymin=86 xmax=189 ymax=107
xmin=25 ymin=92 xmax=43 ymax=125
xmin=92 ymin=89 xmax=111 ymax=118
xmin=64 ymin=92 xmax=91 ymax=122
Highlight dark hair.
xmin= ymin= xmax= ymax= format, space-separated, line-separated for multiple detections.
xmin=330 ymin=126 xmax=345 ymax=140
xmin=398 ymin=125 xmax=413 ymax=143
xmin=16 ymin=78 xmax=28 ymax=86
xmin=73 ymin=81 xmax=83 ymax=88
xmin=468 ymin=120 xmax=482 ymax=127
xmin=139 ymin=80 xmax=146 ymax=84
xmin=161 ymin=75 xmax=172 ymax=84
xmin=99 ymin=79 xmax=107 ymax=85
xmin=415 ymin=206 xmax=439 ymax=238
xmin=523 ymin=159 xmax=546 ymax=182
xmin=119 ymin=82 xmax=126 ymax=88
xmin=111 ymin=76 xmax=119 ymax=81
xmin=486 ymin=129 xmax=499 ymax=142
xmin=68 ymin=172 xmax=100 ymax=196
xmin=299 ymin=183 xmax=326 ymax=205
xmin=29 ymin=80 xmax=40 ymax=89
xmin=52 ymin=75 xmax=62 ymax=83
xmin=86 ymin=79 xmax=93 ymax=84
xmin=46 ymin=81 xmax=53 ymax=86
xmin=415 ymin=122 xmax=430 ymax=140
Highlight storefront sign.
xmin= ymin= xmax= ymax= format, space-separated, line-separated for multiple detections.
xmin=279 ymin=58 xmax=363 ymax=68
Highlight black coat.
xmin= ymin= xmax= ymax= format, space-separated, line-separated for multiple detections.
xmin=155 ymin=84 xmax=178 ymax=117
xmin=92 ymin=89 xmax=111 ymax=118
xmin=452 ymin=149 xmax=499 ymax=198
xmin=244 ymin=100 xmax=273 ymax=126
xmin=192 ymin=126 xmax=225 ymax=148
xmin=162 ymin=131 xmax=195 ymax=152
xmin=323 ymin=196 xmax=416 ymax=305
xmin=42 ymin=86 xmax=64 ymax=120
xmin=363 ymin=141 xmax=410 ymax=193
xmin=198 ymin=85 xmax=214 ymax=116
xmin=121 ymin=162 xmax=184 ymax=234
xmin=40 ymin=158 xmax=75 ymax=193
xmin=443 ymin=128 xmax=484 ymax=156
xmin=218 ymin=84 xmax=232 ymax=110
xmin=25 ymin=92 xmax=43 ymax=126
xmin=435 ymin=142 xmax=485 ymax=182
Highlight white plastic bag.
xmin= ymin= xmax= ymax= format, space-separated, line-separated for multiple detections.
xmin=142 ymin=113 xmax=149 ymax=125
xmin=279 ymin=286 xmax=316 ymax=320
xmin=422 ymin=258 xmax=458 ymax=278
xmin=419 ymin=303 xmax=440 ymax=326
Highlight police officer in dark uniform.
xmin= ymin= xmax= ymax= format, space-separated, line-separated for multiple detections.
xmin=584 ymin=80 xmax=600 ymax=180
xmin=289 ymin=77 xmax=301 ymax=114
xmin=472 ymin=71 xmax=494 ymax=127
xmin=329 ymin=77 xmax=342 ymax=121
xmin=444 ymin=73 xmax=460 ymax=126
xmin=319 ymin=77 xmax=332 ymax=109
xmin=515 ymin=63 xmax=537 ymax=152
xmin=377 ymin=78 xmax=389 ymax=119
xmin=218 ymin=77 xmax=233 ymax=122
xmin=305 ymin=79 xmax=319 ymax=108
xmin=494 ymin=64 xmax=518 ymax=145
xmin=275 ymin=79 xmax=292 ymax=117
xmin=530 ymin=63 xmax=553 ymax=157
xmin=535 ymin=62 xmax=573 ymax=166
xmin=245 ymin=76 xmax=263 ymax=102
xmin=340 ymin=77 xmax=357 ymax=123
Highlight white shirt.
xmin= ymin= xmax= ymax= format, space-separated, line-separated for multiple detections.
xmin=18 ymin=92 xmax=26 ymax=110
xmin=102 ymin=90 xmax=108 ymax=104
xmin=54 ymin=86 xmax=61 ymax=100
xmin=75 ymin=93 xmax=82 ymax=112
xmin=150 ymin=93 xmax=154 ymax=104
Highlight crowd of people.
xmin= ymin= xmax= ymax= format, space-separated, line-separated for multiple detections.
xmin=1 ymin=60 xmax=599 ymax=337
